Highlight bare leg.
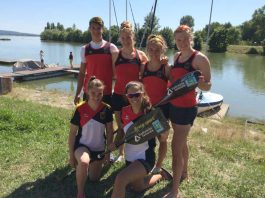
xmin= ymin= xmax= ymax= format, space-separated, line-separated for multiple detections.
xmin=75 ymin=147 xmax=91 ymax=197
xmin=111 ymin=160 xmax=163 ymax=198
xmin=114 ymin=111 xmax=124 ymax=161
xmin=89 ymin=159 xmax=104 ymax=181
xmin=163 ymin=124 xmax=190 ymax=198
xmin=182 ymin=141 xmax=189 ymax=180
xmin=156 ymin=131 xmax=169 ymax=169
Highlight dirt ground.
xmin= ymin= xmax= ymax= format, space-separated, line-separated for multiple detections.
xmin=4 ymin=87 xmax=75 ymax=109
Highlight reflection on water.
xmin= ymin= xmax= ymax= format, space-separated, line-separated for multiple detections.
xmin=17 ymin=76 xmax=77 ymax=94
xmin=1 ymin=36 xmax=265 ymax=120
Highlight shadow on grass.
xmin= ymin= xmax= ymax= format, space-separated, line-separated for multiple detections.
xmin=5 ymin=164 xmax=172 ymax=198
xmin=5 ymin=164 xmax=122 ymax=198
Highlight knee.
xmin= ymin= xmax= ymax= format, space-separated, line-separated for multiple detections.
xmin=114 ymin=172 xmax=128 ymax=187
xmin=78 ymin=158 xmax=90 ymax=168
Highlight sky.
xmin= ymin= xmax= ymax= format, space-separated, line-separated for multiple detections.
xmin=0 ymin=0 xmax=264 ymax=34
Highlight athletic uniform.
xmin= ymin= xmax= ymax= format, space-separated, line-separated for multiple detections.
xmin=142 ymin=63 xmax=169 ymax=118
xmin=112 ymin=49 xmax=142 ymax=111
xmin=121 ymin=105 xmax=156 ymax=172
xmin=169 ymin=51 xmax=198 ymax=125
xmin=80 ymin=40 xmax=118 ymax=105
xmin=71 ymin=102 xmax=113 ymax=161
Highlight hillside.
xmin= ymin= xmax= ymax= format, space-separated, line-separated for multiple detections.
xmin=0 ymin=30 xmax=39 ymax=36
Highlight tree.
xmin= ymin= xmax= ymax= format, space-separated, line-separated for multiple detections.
xmin=180 ymin=15 xmax=194 ymax=28
xmin=227 ymin=27 xmax=241 ymax=45
xmin=208 ymin=27 xmax=228 ymax=52
xmin=193 ymin=32 xmax=203 ymax=51
xmin=241 ymin=5 xmax=265 ymax=44
xmin=159 ymin=27 xmax=174 ymax=49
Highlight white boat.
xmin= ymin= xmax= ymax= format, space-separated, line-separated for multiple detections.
xmin=197 ymin=92 xmax=223 ymax=114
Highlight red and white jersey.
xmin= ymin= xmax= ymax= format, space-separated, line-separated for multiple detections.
xmin=71 ymin=102 xmax=113 ymax=151
xmin=121 ymin=105 xmax=156 ymax=162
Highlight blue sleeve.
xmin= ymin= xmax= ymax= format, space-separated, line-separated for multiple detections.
xmin=70 ymin=109 xmax=80 ymax=126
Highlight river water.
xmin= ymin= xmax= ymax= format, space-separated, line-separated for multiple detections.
xmin=1 ymin=36 xmax=265 ymax=120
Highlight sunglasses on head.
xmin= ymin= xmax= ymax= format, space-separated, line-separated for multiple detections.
xmin=126 ymin=92 xmax=142 ymax=99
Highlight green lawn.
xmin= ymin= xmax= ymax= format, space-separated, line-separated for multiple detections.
xmin=0 ymin=96 xmax=264 ymax=198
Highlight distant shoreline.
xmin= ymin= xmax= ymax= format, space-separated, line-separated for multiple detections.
xmin=0 ymin=29 xmax=39 ymax=37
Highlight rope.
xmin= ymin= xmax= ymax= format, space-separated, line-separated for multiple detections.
xmin=112 ymin=0 xmax=119 ymax=28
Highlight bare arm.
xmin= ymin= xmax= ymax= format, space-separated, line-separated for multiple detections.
xmin=68 ymin=124 xmax=79 ymax=167
xmin=138 ymin=50 xmax=148 ymax=80
xmin=112 ymin=51 xmax=119 ymax=80
xmin=193 ymin=53 xmax=212 ymax=91
xmin=74 ymin=62 xmax=86 ymax=104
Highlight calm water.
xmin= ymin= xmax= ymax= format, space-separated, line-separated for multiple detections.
xmin=1 ymin=36 xmax=265 ymax=120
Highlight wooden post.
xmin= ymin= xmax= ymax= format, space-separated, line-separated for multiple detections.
xmin=0 ymin=77 xmax=12 ymax=95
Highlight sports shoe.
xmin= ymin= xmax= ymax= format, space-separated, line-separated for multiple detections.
xmin=160 ymin=167 xmax=173 ymax=181
xmin=110 ymin=153 xmax=116 ymax=162
xmin=150 ymin=167 xmax=162 ymax=175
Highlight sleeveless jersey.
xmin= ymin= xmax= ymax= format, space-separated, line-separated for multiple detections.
xmin=142 ymin=63 xmax=168 ymax=105
xmin=83 ymin=42 xmax=113 ymax=95
xmin=70 ymin=102 xmax=113 ymax=151
xmin=114 ymin=49 xmax=141 ymax=95
xmin=170 ymin=51 xmax=198 ymax=107
xmin=121 ymin=105 xmax=156 ymax=162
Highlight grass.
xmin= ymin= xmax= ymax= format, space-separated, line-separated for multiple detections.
xmin=227 ymin=45 xmax=264 ymax=55
xmin=0 ymin=95 xmax=265 ymax=198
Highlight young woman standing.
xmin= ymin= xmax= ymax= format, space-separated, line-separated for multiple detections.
xmin=112 ymin=21 xmax=148 ymax=161
xmin=164 ymin=25 xmax=211 ymax=198
xmin=141 ymin=34 xmax=171 ymax=173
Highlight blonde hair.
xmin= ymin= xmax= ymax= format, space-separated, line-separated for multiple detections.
xmin=174 ymin=25 xmax=194 ymax=44
xmin=125 ymin=81 xmax=151 ymax=114
xmin=146 ymin=34 xmax=167 ymax=56
xmin=88 ymin=76 xmax=105 ymax=90
xmin=119 ymin=21 xmax=135 ymax=44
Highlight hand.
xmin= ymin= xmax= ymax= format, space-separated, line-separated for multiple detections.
xmin=103 ymin=153 xmax=110 ymax=165
xmin=108 ymin=143 xmax=117 ymax=152
xmin=74 ymin=95 xmax=80 ymax=105
xmin=160 ymin=56 xmax=169 ymax=65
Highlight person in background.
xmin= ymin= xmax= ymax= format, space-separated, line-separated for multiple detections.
xmin=40 ymin=50 xmax=44 ymax=65
xmin=69 ymin=51 xmax=74 ymax=69
xmin=141 ymin=34 xmax=171 ymax=174
xmin=112 ymin=21 xmax=148 ymax=162
xmin=164 ymin=25 xmax=211 ymax=198
xmin=111 ymin=81 xmax=172 ymax=198
xmin=74 ymin=16 xmax=119 ymax=106
xmin=69 ymin=76 xmax=114 ymax=198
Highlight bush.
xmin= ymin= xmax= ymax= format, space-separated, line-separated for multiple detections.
xmin=208 ymin=28 xmax=229 ymax=52
xmin=247 ymin=47 xmax=258 ymax=54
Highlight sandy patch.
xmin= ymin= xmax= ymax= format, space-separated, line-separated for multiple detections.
xmin=4 ymin=87 xmax=75 ymax=109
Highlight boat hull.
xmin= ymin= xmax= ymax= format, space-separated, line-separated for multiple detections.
xmin=197 ymin=92 xmax=223 ymax=114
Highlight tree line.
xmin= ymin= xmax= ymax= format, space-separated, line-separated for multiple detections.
xmin=40 ymin=5 xmax=265 ymax=54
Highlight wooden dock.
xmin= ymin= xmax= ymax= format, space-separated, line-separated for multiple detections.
xmin=0 ymin=67 xmax=79 ymax=81
xmin=197 ymin=103 xmax=229 ymax=120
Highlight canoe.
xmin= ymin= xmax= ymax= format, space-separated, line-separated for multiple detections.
xmin=197 ymin=92 xmax=223 ymax=114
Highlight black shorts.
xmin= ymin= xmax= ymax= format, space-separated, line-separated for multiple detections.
xmin=169 ymin=104 xmax=197 ymax=126
xmin=157 ymin=103 xmax=169 ymax=119
xmin=125 ymin=146 xmax=156 ymax=174
xmin=111 ymin=93 xmax=128 ymax=111
xmin=74 ymin=143 xmax=105 ymax=162
xmin=83 ymin=94 xmax=112 ymax=107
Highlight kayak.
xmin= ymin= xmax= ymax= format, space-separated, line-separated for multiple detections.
xmin=197 ymin=91 xmax=223 ymax=114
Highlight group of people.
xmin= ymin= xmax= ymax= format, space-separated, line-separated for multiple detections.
xmin=68 ymin=16 xmax=211 ymax=198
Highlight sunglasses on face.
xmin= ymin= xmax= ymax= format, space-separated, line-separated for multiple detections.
xmin=126 ymin=92 xmax=142 ymax=99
